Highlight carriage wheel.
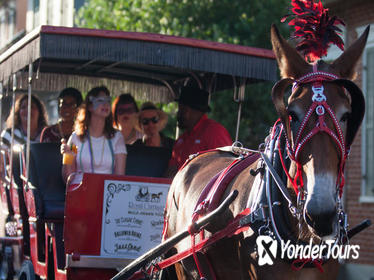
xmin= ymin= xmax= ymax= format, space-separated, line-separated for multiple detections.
xmin=18 ymin=260 xmax=38 ymax=280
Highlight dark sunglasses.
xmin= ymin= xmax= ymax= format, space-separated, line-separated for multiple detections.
xmin=59 ymin=100 xmax=77 ymax=108
xmin=141 ymin=116 xmax=159 ymax=125
xmin=117 ymin=107 xmax=137 ymax=115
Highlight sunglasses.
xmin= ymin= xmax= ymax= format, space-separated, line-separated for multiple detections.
xmin=59 ymin=100 xmax=77 ymax=108
xmin=141 ymin=116 xmax=159 ymax=125
xmin=117 ymin=107 xmax=137 ymax=115
xmin=89 ymin=96 xmax=111 ymax=106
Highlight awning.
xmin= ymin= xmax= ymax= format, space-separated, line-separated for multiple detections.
xmin=0 ymin=26 xmax=277 ymax=102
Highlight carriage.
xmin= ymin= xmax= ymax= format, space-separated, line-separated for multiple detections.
xmin=0 ymin=25 xmax=278 ymax=279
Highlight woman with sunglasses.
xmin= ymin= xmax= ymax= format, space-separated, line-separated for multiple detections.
xmin=40 ymin=87 xmax=83 ymax=143
xmin=134 ymin=102 xmax=174 ymax=149
xmin=61 ymin=86 xmax=127 ymax=184
xmin=112 ymin=94 xmax=143 ymax=144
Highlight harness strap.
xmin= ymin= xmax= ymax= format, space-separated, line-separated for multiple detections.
xmin=192 ymin=153 xmax=260 ymax=221
xmin=179 ymin=148 xmax=221 ymax=171
xmin=291 ymin=258 xmax=324 ymax=273
xmin=128 ymin=208 xmax=251 ymax=280
xmin=108 ymin=138 xmax=115 ymax=173
xmin=188 ymin=231 xmax=207 ymax=280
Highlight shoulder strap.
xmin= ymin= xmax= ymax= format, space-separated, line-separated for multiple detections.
xmin=79 ymin=138 xmax=85 ymax=173
xmin=107 ymin=138 xmax=114 ymax=173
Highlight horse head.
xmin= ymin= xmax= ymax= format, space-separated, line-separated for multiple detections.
xmin=270 ymin=24 xmax=369 ymax=238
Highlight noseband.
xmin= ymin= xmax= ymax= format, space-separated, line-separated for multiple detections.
xmin=282 ymin=67 xmax=348 ymax=198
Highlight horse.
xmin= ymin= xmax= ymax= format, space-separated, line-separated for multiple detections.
xmin=163 ymin=24 xmax=369 ymax=280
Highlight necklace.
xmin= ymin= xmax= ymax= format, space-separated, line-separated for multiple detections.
xmin=89 ymin=135 xmax=105 ymax=171
xmin=126 ymin=128 xmax=136 ymax=144
xmin=80 ymin=131 xmax=114 ymax=174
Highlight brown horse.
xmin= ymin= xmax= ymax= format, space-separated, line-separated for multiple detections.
xmin=163 ymin=24 xmax=369 ymax=280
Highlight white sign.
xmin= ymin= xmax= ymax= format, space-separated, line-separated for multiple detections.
xmin=100 ymin=179 xmax=169 ymax=259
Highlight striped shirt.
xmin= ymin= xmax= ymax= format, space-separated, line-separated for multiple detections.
xmin=1 ymin=128 xmax=42 ymax=147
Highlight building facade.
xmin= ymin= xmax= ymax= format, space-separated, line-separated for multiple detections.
xmin=0 ymin=0 xmax=27 ymax=51
xmin=325 ymin=0 xmax=374 ymax=279
xmin=0 ymin=0 xmax=86 ymax=123
xmin=1 ymin=0 xmax=85 ymax=50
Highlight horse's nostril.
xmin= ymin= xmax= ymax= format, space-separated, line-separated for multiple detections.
xmin=304 ymin=210 xmax=335 ymax=236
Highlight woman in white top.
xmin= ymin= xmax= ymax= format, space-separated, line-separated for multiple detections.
xmin=1 ymin=94 xmax=48 ymax=147
xmin=61 ymin=86 xmax=127 ymax=184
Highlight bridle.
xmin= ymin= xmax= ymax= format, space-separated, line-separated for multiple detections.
xmin=280 ymin=65 xmax=348 ymax=199
xmin=263 ymin=65 xmax=358 ymax=255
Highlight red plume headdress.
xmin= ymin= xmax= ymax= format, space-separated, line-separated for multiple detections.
xmin=282 ymin=0 xmax=345 ymax=62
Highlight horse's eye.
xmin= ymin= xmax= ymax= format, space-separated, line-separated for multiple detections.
xmin=288 ymin=111 xmax=299 ymax=123
xmin=340 ymin=113 xmax=350 ymax=123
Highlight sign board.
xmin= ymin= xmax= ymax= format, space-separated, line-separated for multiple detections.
xmin=100 ymin=179 xmax=169 ymax=259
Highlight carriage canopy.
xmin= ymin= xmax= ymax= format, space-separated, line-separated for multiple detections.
xmin=0 ymin=25 xmax=276 ymax=103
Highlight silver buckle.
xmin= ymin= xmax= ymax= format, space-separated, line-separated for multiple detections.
xmin=312 ymin=85 xmax=327 ymax=102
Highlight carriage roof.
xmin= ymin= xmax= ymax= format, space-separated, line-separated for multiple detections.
xmin=0 ymin=25 xmax=277 ymax=103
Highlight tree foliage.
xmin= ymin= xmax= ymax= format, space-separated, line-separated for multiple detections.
xmin=76 ymin=0 xmax=290 ymax=147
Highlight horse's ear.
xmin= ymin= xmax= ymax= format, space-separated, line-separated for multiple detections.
xmin=270 ymin=24 xmax=310 ymax=79
xmin=331 ymin=26 xmax=370 ymax=79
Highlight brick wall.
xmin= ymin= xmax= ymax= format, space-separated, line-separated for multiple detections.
xmin=327 ymin=0 xmax=374 ymax=265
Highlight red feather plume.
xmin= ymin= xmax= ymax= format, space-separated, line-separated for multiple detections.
xmin=281 ymin=0 xmax=345 ymax=62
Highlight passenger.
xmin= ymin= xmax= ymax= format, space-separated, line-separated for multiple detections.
xmin=133 ymin=102 xmax=174 ymax=149
xmin=167 ymin=86 xmax=232 ymax=175
xmin=61 ymin=86 xmax=127 ymax=185
xmin=1 ymin=94 xmax=48 ymax=147
xmin=112 ymin=94 xmax=143 ymax=144
xmin=40 ymin=87 xmax=83 ymax=143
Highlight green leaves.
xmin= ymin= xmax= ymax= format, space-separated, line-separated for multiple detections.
xmin=76 ymin=0 xmax=290 ymax=147
xmin=77 ymin=0 xmax=289 ymax=48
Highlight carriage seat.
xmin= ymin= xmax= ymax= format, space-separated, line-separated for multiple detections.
xmin=27 ymin=143 xmax=66 ymax=220
xmin=125 ymin=145 xmax=172 ymax=177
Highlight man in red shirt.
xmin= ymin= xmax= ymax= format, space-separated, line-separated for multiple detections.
xmin=168 ymin=86 xmax=232 ymax=175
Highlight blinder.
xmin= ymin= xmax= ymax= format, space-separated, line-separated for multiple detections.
xmin=271 ymin=78 xmax=294 ymax=146
xmin=326 ymin=79 xmax=365 ymax=149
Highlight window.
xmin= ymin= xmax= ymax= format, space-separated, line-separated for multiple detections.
xmin=33 ymin=0 xmax=40 ymax=28
xmin=8 ymin=7 xmax=14 ymax=39
xmin=364 ymin=47 xmax=374 ymax=197
xmin=0 ymin=2 xmax=16 ymax=50
xmin=360 ymin=24 xmax=374 ymax=201
xmin=74 ymin=0 xmax=86 ymax=11
xmin=0 ymin=10 xmax=6 ymax=49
